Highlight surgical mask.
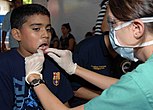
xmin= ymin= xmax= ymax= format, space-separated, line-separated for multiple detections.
xmin=109 ymin=17 xmax=153 ymax=62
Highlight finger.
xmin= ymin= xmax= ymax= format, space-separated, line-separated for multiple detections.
xmin=25 ymin=56 xmax=32 ymax=62
xmin=47 ymin=52 xmax=60 ymax=63
xmin=25 ymin=57 xmax=29 ymax=61
xmin=31 ymin=49 xmax=44 ymax=59
xmin=37 ymin=49 xmax=44 ymax=55
xmin=45 ymin=48 xmax=64 ymax=56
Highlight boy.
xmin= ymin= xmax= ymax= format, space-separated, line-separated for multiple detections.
xmin=0 ymin=4 xmax=73 ymax=109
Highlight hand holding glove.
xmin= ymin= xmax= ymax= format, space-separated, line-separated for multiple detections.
xmin=45 ymin=48 xmax=77 ymax=75
xmin=25 ymin=49 xmax=44 ymax=84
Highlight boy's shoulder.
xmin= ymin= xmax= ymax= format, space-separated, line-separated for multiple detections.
xmin=0 ymin=49 xmax=20 ymax=62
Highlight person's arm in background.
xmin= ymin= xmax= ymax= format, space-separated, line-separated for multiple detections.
xmin=2 ymin=31 xmax=7 ymax=52
xmin=67 ymin=36 xmax=76 ymax=51
xmin=101 ymin=4 xmax=109 ymax=32
xmin=1 ymin=12 xmax=11 ymax=52
xmin=94 ymin=0 xmax=109 ymax=35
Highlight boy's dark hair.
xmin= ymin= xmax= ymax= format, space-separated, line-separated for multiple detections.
xmin=10 ymin=4 xmax=50 ymax=29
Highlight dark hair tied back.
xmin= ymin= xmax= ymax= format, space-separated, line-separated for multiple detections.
xmin=62 ymin=23 xmax=71 ymax=32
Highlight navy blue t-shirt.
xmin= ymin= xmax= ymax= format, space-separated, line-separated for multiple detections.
xmin=71 ymin=34 xmax=114 ymax=91
xmin=0 ymin=49 xmax=73 ymax=110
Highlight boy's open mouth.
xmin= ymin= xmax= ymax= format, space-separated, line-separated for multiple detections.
xmin=38 ymin=43 xmax=49 ymax=52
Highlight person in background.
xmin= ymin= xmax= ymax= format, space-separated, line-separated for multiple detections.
xmin=59 ymin=23 xmax=76 ymax=52
xmin=25 ymin=0 xmax=153 ymax=109
xmin=49 ymin=27 xmax=59 ymax=48
xmin=84 ymin=25 xmax=96 ymax=39
xmin=0 ymin=4 xmax=73 ymax=109
xmin=1 ymin=0 xmax=23 ymax=52
xmin=84 ymin=31 xmax=93 ymax=39
xmin=68 ymin=3 xmax=141 ymax=107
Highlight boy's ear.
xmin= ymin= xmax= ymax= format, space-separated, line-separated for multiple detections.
xmin=11 ymin=28 xmax=21 ymax=41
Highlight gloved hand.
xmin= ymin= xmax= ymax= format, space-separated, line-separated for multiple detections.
xmin=25 ymin=49 xmax=44 ymax=84
xmin=45 ymin=48 xmax=77 ymax=75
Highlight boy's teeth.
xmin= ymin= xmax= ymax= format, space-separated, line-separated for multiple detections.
xmin=39 ymin=45 xmax=48 ymax=51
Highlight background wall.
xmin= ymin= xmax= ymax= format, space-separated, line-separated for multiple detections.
xmin=33 ymin=0 xmax=101 ymax=43
xmin=33 ymin=0 xmax=48 ymax=7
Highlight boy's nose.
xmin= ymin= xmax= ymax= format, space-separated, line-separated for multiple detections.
xmin=42 ymin=30 xmax=49 ymax=38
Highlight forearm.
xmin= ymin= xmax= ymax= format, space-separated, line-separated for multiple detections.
xmin=68 ymin=39 xmax=75 ymax=51
xmin=28 ymin=74 xmax=68 ymax=110
xmin=74 ymin=87 xmax=101 ymax=100
xmin=33 ymin=84 xmax=69 ymax=110
xmin=34 ymin=83 xmax=85 ymax=110
xmin=75 ymin=65 xmax=119 ymax=89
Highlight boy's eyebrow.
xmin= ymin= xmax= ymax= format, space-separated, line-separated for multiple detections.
xmin=30 ymin=23 xmax=42 ymax=26
xmin=46 ymin=24 xmax=52 ymax=27
xmin=30 ymin=23 xmax=51 ymax=27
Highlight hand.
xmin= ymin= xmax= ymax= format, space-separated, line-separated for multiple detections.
xmin=45 ymin=48 xmax=77 ymax=75
xmin=25 ymin=49 xmax=44 ymax=84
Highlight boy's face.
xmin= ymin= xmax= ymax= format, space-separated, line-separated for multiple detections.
xmin=14 ymin=14 xmax=51 ymax=57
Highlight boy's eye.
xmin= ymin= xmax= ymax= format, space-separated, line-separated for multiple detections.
xmin=32 ymin=27 xmax=40 ymax=31
xmin=46 ymin=28 xmax=52 ymax=32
